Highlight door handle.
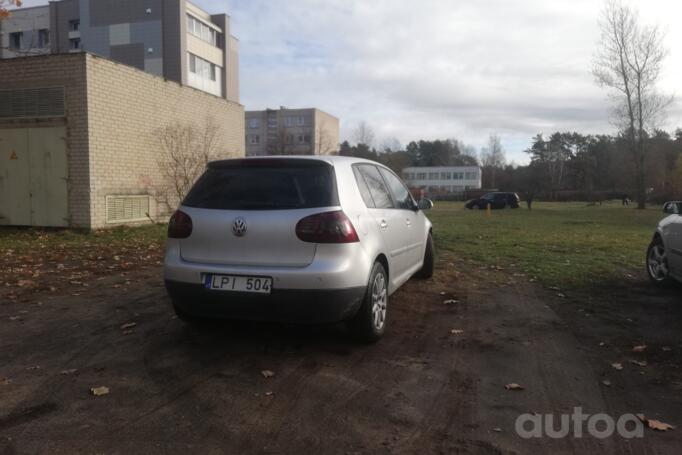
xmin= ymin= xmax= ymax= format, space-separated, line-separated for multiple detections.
xmin=380 ymin=220 xmax=388 ymax=229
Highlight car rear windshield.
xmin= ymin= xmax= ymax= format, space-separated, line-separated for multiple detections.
xmin=183 ymin=159 xmax=339 ymax=210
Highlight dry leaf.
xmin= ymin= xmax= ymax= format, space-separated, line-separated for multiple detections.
xmin=0 ymin=378 xmax=10 ymax=385
xmin=450 ymin=329 xmax=464 ymax=335
xmin=647 ymin=419 xmax=675 ymax=431
xmin=662 ymin=346 xmax=672 ymax=352
xmin=611 ymin=362 xmax=623 ymax=370
xmin=505 ymin=383 xmax=524 ymax=391
xmin=443 ymin=299 xmax=458 ymax=305
xmin=492 ymin=427 xmax=502 ymax=432
xmin=632 ymin=345 xmax=647 ymax=353
xmin=60 ymin=369 xmax=78 ymax=375
xmin=637 ymin=414 xmax=675 ymax=431
xmin=629 ymin=359 xmax=647 ymax=367
xmin=265 ymin=391 xmax=274 ymax=396
xmin=261 ymin=370 xmax=275 ymax=378
xmin=90 ymin=386 xmax=110 ymax=396
xmin=120 ymin=322 xmax=136 ymax=330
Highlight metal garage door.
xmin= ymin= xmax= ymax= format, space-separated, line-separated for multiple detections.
xmin=0 ymin=127 xmax=68 ymax=227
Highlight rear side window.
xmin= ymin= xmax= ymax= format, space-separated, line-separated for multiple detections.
xmin=355 ymin=165 xmax=393 ymax=209
xmin=379 ymin=168 xmax=415 ymax=210
xmin=183 ymin=159 xmax=338 ymax=210
xmin=353 ymin=166 xmax=375 ymax=208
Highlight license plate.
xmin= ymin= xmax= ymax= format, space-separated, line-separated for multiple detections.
xmin=204 ymin=274 xmax=273 ymax=294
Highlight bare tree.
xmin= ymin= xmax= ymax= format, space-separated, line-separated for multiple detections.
xmin=353 ymin=121 xmax=375 ymax=147
xmin=315 ymin=119 xmax=337 ymax=155
xmin=592 ymin=0 xmax=672 ymax=208
xmin=480 ymin=134 xmax=506 ymax=188
xmin=0 ymin=0 xmax=22 ymax=20
xmin=152 ymin=118 xmax=221 ymax=213
xmin=266 ymin=127 xmax=293 ymax=155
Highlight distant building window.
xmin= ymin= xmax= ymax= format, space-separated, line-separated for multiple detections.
xmin=69 ymin=20 xmax=80 ymax=31
xmin=248 ymin=118 xmax=260 ymax=129
xmin=248 ymin=134 xmax=260 ymax=145
xmin=69 ymin=38 xmax=81 ymax=50
xmin=298 ymin=134 xmax=311 ymax=144
xmin=297 ymin=116 xmax=306 ymax=126
xmin=284 ymin=116 xmax=295 ymax=127
xmin=187 ymin=14 xmax=220 ymax=47
xmin=38 ymin=29 xmax=50 ymax=48
xmin=9 ymin=32 xmax=22 ymax=50
xmin=267 ymin=118 xmax=278 ymax=129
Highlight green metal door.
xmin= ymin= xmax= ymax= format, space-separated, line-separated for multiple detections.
xmin=0 ymin=127 xmax=68 ymax=227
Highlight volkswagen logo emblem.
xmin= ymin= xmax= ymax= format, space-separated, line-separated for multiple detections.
xmin=232 ymin=217 xmax=247 ymax=237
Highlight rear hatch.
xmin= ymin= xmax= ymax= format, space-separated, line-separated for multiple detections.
xmin=178 ymin=158 xmax=338 ymax=267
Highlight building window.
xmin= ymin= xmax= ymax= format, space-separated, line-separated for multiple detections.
xmin=267 ymin=118 xmax=278 ymax=129
xmin=69 ymin=38 xmax=81 ymax=50
xmin=297 ymin=134 xmax=311 ymax=144
xmin=297 ymin=116 xmax=306 ymax=126
xmin=187 ymin=14 xmax=220 ymax=47
xmin=9 ymin=32 xmax=22 ymax=50
xmin=69 ymin=20 xmax=80 ymax=31
xmin=248 ymin=134 xmax=260 ymax=145
xmin=284 ymin=116 xmax=295 ymax=127
xmin=248 ymin=118 xmax=260 ymax=129
xmin=187 ymin=52 xmax=221 ymax=96
xmin=38 ymin=29 xmax=50 ymax=48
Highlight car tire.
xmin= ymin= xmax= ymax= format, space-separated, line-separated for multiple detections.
xmin=415 ymin=233 xmax=435 ymax=279
xmin=347 ymin=262 xmax=388 ymax=343
xmin=647 ymin=237 xmax=674 ymax=286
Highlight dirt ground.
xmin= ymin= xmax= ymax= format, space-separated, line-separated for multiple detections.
xmin=1 ymin=255 xmax=681 ymax=454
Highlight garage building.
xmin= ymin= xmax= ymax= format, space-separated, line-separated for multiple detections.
xmin=0 ymin=52 xmax=244 ymax=229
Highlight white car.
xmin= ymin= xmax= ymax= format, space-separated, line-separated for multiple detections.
xmin=164 ymin=156 xmax=434 ymax=341
xmin=647 ymin=201 xmax=682 ymax=286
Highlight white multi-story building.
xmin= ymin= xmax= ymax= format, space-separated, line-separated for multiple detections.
xmin=402 ymin=166 xmax=482 ymax=195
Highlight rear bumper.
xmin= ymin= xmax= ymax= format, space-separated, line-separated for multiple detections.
xmin=165 ymin=280 xmax=365 ymax=324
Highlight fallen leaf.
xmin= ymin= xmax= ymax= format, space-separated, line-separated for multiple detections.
xmin=60 ymin=369 xmax=78 ymax=375
xmin=647 ymin=419 xmax=675 ymax=431
xmin=632 ymin=345 xmax=647 ymax=353
xmin=492 ymin=427 xmax=503 ymax=432
xmin=504 ymin=383 xmax=525 ymax=391
xmin=90 ymin=386 xmax=110 ymax=396
xmin=629 ymin=359 xmax=647 ymax=367
xmin=450 ymin=329 xmax=464 ymax=335
xmin=599 ymin=342 xmax=605 ymax=347
xmin=261 ymin=370 xmax=275 ymax=378
xmin=265 ymin=391 xmax=274 ymax=396
xmin=556 ymin=293 xmax=566 ymax=298
xmin=439 ymin=291 xmax=446 ymax=296
xmin=120 ymin=322 xmax=136 ymax=330
xmin=637 ymin=414 xmax=675 ymax=431
xmin=662 ymin=346 xmax=672 ymax=352
xmin=443 ymin=299 xmax=459 ymax=305
xmin=611 ymin=362 xmax=623 ymax=370
xmin=26 ymin=365 xmax=41 ymax=371
xmin=0 ymin=378 xmax=10 ymax=385
xmin=602 ymin=380 xmax=612 ymax=387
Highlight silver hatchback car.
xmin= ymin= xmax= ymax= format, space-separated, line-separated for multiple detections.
xmin=647 ymin=201 xmax=682 ymax=286
xmin=164 ymin=156 xmax=434 ymax=341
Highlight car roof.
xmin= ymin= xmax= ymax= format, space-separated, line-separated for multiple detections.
xmin=209 ymin=155 xmax=384 ymax=168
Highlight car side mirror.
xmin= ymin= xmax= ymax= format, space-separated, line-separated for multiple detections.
xmin=417 ymin=199 xmax=434 ymax=211
xmin=663 ymin=201 xmax=681 ymax=215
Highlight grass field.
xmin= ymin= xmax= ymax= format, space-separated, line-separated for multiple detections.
xmin=0 ymin=201 xmax=665 ymax=291
xmin=430 ymin=201 xmax=664 ymax=290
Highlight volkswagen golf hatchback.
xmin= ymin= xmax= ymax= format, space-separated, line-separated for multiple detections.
xmin=164 ymin=156 xmax=434 ymax=341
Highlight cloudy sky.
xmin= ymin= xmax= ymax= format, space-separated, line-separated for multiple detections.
xmin=16 ymin=0 xmax=682 ymax=163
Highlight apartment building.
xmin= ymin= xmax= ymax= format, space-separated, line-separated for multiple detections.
xmin=402 ymin=166 xmax=482 ymax=195
xmin=0 ymin=0 xmax=239 ymax=101
xmin=245 ymin=107 xmax=339 ymax=156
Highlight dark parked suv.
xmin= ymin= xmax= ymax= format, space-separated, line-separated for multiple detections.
xmin=465 ymin=192 xmax=520 ymax=209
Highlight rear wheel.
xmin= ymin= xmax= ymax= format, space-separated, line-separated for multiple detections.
xmin=347 ymin=262 xmax=388 ymax=343
xmin=647 ymin=237 xmax=673 ymax=286
xmin=415 ymin=233 xmax=435 ymax=279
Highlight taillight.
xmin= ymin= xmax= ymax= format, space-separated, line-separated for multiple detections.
xmin=296 ymin=210 xmax=359 ymax=243
xmin=168 ymin=210 xmax=193 ymax=239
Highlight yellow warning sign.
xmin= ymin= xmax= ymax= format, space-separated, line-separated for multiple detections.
xmin=9 ymin=151 xmax=17 ymax=160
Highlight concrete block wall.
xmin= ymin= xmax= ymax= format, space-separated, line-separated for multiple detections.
xmin=84 ymin=53 xmax=245 ymax=228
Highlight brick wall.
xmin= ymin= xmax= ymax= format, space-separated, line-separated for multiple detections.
xmin=85 ymin=53 xmax=245 ymax=228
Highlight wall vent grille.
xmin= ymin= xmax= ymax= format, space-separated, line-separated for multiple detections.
xmin=106 ymin=195 xmax=150 ymax=223
xmin=0 ymin=87 xmax=65 ymax=118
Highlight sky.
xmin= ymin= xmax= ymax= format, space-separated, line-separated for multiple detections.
xmin=15 ymin=0 xmax=682 ymax=164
